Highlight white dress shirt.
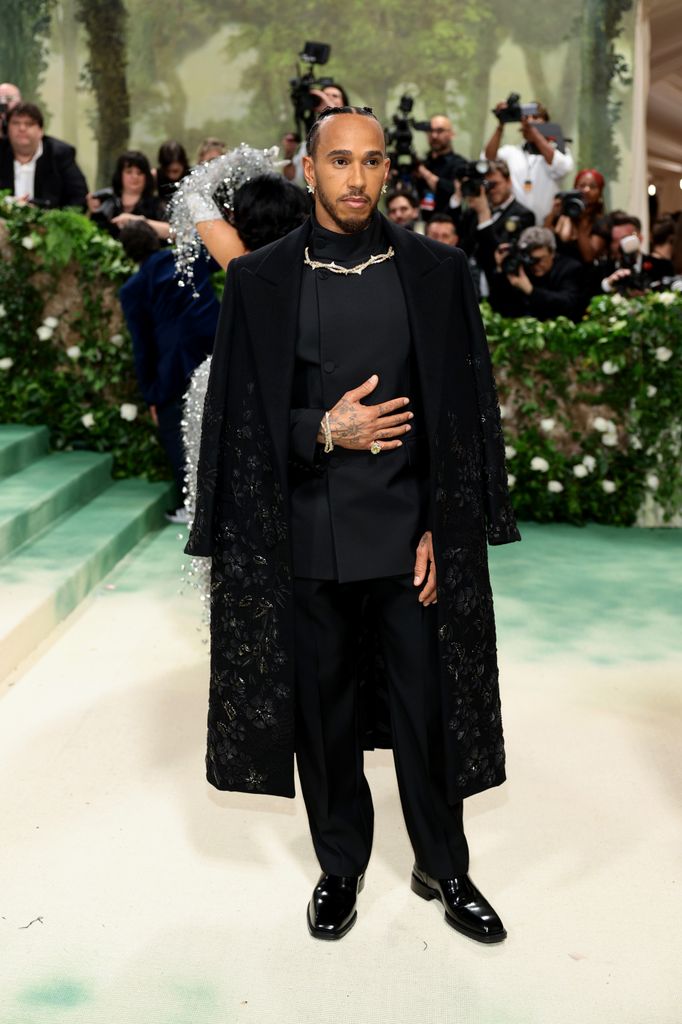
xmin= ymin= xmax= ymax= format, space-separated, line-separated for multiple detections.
xmin=494 ymin=143 xmax=574 ymax=225
xmin=13 ymin=140 xmax=43 ymax=200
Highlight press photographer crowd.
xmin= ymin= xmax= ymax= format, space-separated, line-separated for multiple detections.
xmin=3 ymin=50 xmax=682 ymax=326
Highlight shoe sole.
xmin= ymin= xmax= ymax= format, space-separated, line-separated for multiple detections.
xmin=411 ymin=873 xmax=507 ymax=944
xmin=307 ymin=908 xmax=358 ymax=941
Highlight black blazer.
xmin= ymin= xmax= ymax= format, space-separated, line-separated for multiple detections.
xmin=187 ymin=216 xmax=520 ymax=804
xmin=0 ymin=134 xmax=88 ymax=209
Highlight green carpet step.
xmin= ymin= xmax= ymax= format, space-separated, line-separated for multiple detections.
xmin=0 ymin=450 xmax=113 ymax=560
xmin=0 ymin=424 xmax=49 ymax=479
xmin=0 ymin=477 xmax=173 ymax=680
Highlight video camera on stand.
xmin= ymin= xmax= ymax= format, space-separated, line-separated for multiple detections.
xmin=289 ymin=41 xmax=334 ymax=137
xmin=384 ymin=95 xmax=431 ymax=188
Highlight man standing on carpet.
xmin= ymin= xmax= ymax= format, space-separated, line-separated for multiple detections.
xmin=187 ymin=107 xmax=520 ymax=943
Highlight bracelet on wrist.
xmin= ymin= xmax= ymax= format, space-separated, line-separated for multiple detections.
xmin=322 ymin=411 xmax=334 ymax=453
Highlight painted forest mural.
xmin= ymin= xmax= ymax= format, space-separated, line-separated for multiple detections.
xmin=0 ymin=0 xmax=635 ymax=195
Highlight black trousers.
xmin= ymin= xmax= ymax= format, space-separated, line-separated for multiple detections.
xmin=156 ymin=396 xmax=185 ymax=504
xmin=293 ymin=575 xmax=470 ymax=878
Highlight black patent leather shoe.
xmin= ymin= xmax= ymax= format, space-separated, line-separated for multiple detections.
xmin=307 ymin=872 xmax=365 ymax=940
xmin=411 ymin=865 xmax=507 ymax=943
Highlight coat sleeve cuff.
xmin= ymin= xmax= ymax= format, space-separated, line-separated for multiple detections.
xmin=290 ymin=408 xmax=324 ymax=466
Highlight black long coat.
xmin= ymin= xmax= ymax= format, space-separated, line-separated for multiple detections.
xmin=187 ymin=216 xmax=520 ymax=803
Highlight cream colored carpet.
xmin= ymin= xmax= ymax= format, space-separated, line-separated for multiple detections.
xmin=1 ymin=524 xmax=680 ymax=1024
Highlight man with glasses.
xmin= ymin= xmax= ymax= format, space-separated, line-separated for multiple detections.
xmin=489 ymin=225 xmax=585 ymax=321
xmin=414 ymin=114 xmax=467 ymax=221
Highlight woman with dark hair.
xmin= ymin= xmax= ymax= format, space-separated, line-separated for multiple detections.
xmin=156 ymin=140 xmax=190 ymax=200
xmin=546 ymin=168 xmax=608 ymax=263
xmin=86 ymin=149 xmax=169 ymax=239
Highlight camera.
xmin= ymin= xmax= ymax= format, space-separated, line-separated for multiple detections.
xmin=556 ymin=189 xmax=586 ymax=221
xmin=501 ymin=240 xmax=537 ymax=276
xmin=493 ymin=93 xmax=540 ymax=124
xmin=454 ymin=159 xmax=491 ymax=199
xmin=384 ymin=95 xmax=431 ymax=186
xmin=90 ymin=187 xmax=114 ymax=201
xmin=289 ymin=41 xmax=334 ymax=135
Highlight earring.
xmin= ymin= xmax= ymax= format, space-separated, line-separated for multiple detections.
xmin=381 ymin=183 xmax=388 ymax=195
xmin=306 ymin=182 xmax=315 ymax=195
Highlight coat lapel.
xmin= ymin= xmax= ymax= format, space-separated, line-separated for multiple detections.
xmin=383 ymin=218 xmax=453 ymax=442
xmin=238 ymin=221 xmax=310 ymax=488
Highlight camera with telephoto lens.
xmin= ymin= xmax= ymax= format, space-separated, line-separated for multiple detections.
xmin=289 ymin=41 xmax=334 ymax=135
xmin=493 ymin=92 xmax=540 ymax=124
xmin=556 ymin=189 xmax=586 ymax=221
xmin=501 ymin=239 xmax=537 ymax=276
xmin=454 ymin=159 xmax=492 ymax=199
xmin=384 ymin=95 xmax=431 ymax=186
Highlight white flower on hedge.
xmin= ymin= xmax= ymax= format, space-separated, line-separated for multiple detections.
xmin=601 ymin=432 xmax=618 ymax=447
xmin=507 ymin=474 xmax=516 ymax=489
xmin=573 ymin=464 xmax=588 ymax=478
xmin=505 ymin=445 xmax=516 ymax=459
xmin=540 ymin=417 xmax=555 ymax=433
xmin=36 ymin=325 xmax=53 ymax=341
xmin=610 ymin=319 xmax=628 ymax=330
xmin=0 ymin=356 xmax=13 ymax=370
xmin=601 ymin=360 xmax=619 ymax=375
xmin=610 ymin=293 xmax=624 ymax=306
xmin=21 ymin=235 xmax=36 ymax=250
xmin=43 ymin=316 xmax=59 ymax=329
xmin=0 ymin=303 xmax=6 ymax=318
xmin=547 ymin=480 xmax=564 ymax=493
xmin=630 ymin=435 xmax=643 ymax=450
xmin=120 ymin=403 xmax=138 ymax=422
xmin=499 ymin=404 xmax=508 ymax=419
xmin=656 ymin=292 xmax=676 ymax=306
xmin=647 ymin=385 xmax=657 ymax=397
xmin=66 ymin=345 xmax=81 ymax=360
xmin=593 ymin=416 xmax=615 ymax=433
xmin=530 ymin=456 xmax=549 ymax=472
xmin=646 ymin=473 xmax=660 ymax=491
xmin=81 ymin=412 xmax=95 ymax=429
xmin=602 ymin=480 xmax=616 ymax=494
xmin=655 ymin=346 xmax=672 ymax=362
xmin=582 ymin=454 xmax=597 ymax=472
xmin=110 ymin=333 xmax=124 ymax=348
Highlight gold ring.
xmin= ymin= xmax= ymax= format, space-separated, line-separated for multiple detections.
xmin=370 ymin=441 xmax=382 ymax=455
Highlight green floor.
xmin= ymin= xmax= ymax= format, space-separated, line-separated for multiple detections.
xmin=489 ymin=522 xmax=682 ymax=664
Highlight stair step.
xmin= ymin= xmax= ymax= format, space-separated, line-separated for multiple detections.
xmin=0 ymin=424 xmax=49 ymax=478
xmin=0 ymin=450 xmax=113 ymax=560
xmin=0 ymin=477 xmax=173 ymax=679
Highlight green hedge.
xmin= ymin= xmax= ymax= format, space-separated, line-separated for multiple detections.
xmin=1 ymin=200 xmax=680 ymax=524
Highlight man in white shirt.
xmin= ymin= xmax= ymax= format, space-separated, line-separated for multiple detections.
xmin=483 ymin=101 xmax=573 ymax=225
xmin=0 ymin=102 xmax=87 ymax=208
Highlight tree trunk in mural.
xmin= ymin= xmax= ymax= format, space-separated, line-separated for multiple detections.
xmin=577 ymin=0 xmax=633 ymax=184
xmin=75 ymin=0 xmax=129 ymax=187
xmin=0 ymin=0 xmax=55 ymax=101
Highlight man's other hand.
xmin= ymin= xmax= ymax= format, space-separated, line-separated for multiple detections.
xmin=413 ymin=531 xmax=437 ymax=605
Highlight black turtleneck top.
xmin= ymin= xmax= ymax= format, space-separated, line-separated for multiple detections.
xmin=288 ymin=211 xmax=428 ymax=582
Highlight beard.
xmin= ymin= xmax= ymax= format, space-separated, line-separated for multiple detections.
xmin=315 ymin=179 xmax=378 ymax=234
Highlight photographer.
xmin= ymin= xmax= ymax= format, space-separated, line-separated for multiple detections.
xmin=484 ymin=100 xmax=573 ymax=225
xmin=0 ymin=82 xmax=21 ymax=138
xmin=489 ymin=225 xmax=585 ymax=322
xmin=425 ymin=213 xmax=459 ymax=246
xmin=456 ymin=159 xmax=534 ymax=278
xmin=545 ymin=169 xmax=608 ymax=264
xmin=386 ymin=188 xmax=421 ymax=229
xmin=0 ymin=102 xmax=88 ymax=209
xmin=287 ymin=82 xmax=348 ymax=189
xmin=414 ymin=114 xmax=468 ymax=220
xmin=599 ymin=212 xmax=674 ymax=295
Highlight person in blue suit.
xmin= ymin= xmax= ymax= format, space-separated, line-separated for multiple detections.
xmin=119 ymin=221 xmax=220 ymax=520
